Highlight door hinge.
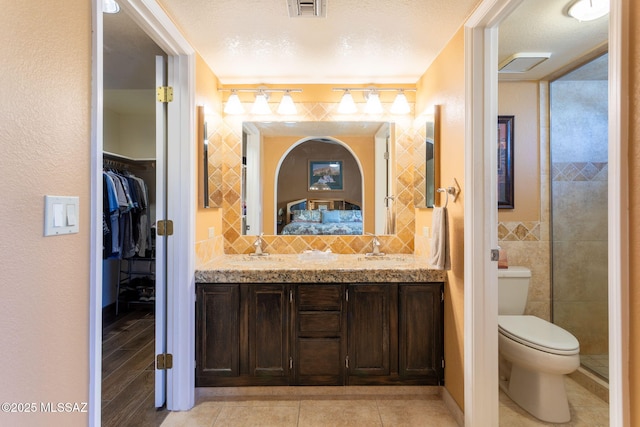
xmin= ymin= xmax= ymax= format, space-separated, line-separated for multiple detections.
xmin=157 ymin=219 xmax=174 ymax=236
xmin=157 ymin=353 xmax=173 ymax=370
xmin=157 ymin=86 xmax=174 ymax=103
xmin=345 ymin=355 xmax=349 ymax=368
xmin=490 ymin=248 xmax=500 ymax=262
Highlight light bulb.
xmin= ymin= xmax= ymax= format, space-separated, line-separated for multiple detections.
xmin=277 ymin=92 xmax=297 ymax=115
xmin=224 ymin=92 xmax=244 ymax=115
xmin=337 ymin=90 xmax=357 ymax=114
xmin=390 ymin=91 xmax=411 ymax=115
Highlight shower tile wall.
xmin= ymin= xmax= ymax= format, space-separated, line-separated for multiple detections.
xmin=550 ymin=77 xmax=608 ymax=357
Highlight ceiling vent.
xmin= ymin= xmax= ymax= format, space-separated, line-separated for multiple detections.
xmin=287 ymin=0 xmax=326 ymax=18
xmin=499 ymin=53 xmax=551 ymax=73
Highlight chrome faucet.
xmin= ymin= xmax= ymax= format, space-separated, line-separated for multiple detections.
xmin=250 ymin=233 xmax=268 ymax=256
xmin=366 ymin=233 xmax=385 ymax=257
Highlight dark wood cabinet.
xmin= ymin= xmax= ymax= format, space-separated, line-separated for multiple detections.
xmin=347 ymin=284 xmax=393 ymax=380
xmin=196 ymin=285 xmax=240 ymax=382
xmin=399 ymin=284 xmax=444 ymax=384
xmin=248 ymin=285 xmax=289 ymax=383
xmin=196 ymin=281 xmax=443 ymax=387
xmin=196 ymin=283 xmax=289 ymax=386
xmin=292 ymin=284 xmax=346 ymax=385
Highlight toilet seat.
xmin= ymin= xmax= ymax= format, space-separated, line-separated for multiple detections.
xmin=498 ymin=315 xmax=579 ymax=356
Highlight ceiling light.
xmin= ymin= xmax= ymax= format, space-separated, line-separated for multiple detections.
xmin=390 ymin=90 xmax=411 ymax=115
xmin=567 ymin=0 xmax=609 ymax=22
xmin=103 ymin=0 xmax=120 ymax=13
xmin=337 ymin=90 xmax=358 ymax=114
xmin=364 ymin=91 xmax=383 ymax=114
xmin=251 ymin=91 xmax=271 ymax=115
xmin=224 ymin=90 xmax=245 ymax=115
xmin=498 ymin=53 xmax=551 ymax=73
xmin=277 ymin=91 xmax=297 ymax=115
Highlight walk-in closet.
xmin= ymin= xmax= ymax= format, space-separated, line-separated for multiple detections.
xmin=101 ymin=7 xmax=167 ymax=426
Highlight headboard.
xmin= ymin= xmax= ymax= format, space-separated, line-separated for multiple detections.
xmin=285 ymin=198 xmax=361 ymax=224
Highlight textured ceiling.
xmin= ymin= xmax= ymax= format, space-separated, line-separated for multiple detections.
xmin=103 ymin=0 xmax=610 ymax=94
xmin=157 ymin=0 xmax=480 ymax=84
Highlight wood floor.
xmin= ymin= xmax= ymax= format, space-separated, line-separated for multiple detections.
xmin=102 ymin=305 xmax=168 ymax=427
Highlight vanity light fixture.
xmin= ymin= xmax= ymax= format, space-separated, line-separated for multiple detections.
xmin=277 ymin=90 xmax=297 ymax=115
xmin=224 ymin=90 xmax=245 ymax=115
xmin=364 ymin=91 xmax=383 ymax=114
xmin=103 ymin=0 xmax=120 ymax=13
xmin=220 ymin=88 xmax=302 ymax=116
xmin=337 ymin=90 xmax=358 ymax=114
xmin=251 ymin=91 xmax=271 ymax=115
xmin=334 ymin=87 xmax=415 ymax=115
xmin=390 ymin=90 xmax=411 ymax=115
xmin=567 ymin=0 xmax=609 ymax=22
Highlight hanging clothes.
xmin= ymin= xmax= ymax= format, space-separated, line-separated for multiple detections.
xmin=103 ymin=168 xmax=152 ymax=260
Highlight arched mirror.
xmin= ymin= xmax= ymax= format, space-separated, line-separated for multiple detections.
xmin=241 ymin=121 xmax=395 ymax=236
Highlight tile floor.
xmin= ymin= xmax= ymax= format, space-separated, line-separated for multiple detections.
xmin=160 ymin=377 xmax=608 ymax=427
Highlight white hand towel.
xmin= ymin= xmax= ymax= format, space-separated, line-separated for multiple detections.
xmin=427 ymin=207 xmax=451 ymax=270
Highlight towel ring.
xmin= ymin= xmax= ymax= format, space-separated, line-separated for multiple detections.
xmin=436 ymin=186 xmax=457 ymax=208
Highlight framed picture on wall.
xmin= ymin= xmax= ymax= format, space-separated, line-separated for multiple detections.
xmin=498 ymin=116 xmax=514 ymax=209
xmin=309 ymin=160 xmax=344 ymax=191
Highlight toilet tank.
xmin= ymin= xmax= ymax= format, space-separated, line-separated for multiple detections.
xmin=498 ymin=266 xmax=532 ymax=315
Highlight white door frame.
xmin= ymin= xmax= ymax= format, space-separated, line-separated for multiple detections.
xmin=89 ymin=0 xmax=196 ymax=424
xmin=464 ymin=0 xmax=627 ymax=425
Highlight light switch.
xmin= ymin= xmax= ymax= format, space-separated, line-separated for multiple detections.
xmin=44 ymin=196 xmax=79 ymax=236
xmin=53 ymin=203 xmax=64 ymax=227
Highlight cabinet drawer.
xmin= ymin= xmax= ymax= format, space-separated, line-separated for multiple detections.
xmin=297 ymin=285 xmax=342 ymax=311
xmin=299 ymin=312 xmax=342 ymax=333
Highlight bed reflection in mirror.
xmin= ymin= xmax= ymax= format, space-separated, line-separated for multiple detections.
xmin=241 ymin=121 xmax=396 ymax=236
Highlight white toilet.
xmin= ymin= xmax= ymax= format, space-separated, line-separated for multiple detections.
xmin=498 ymin=266 xmax=580 ymax=423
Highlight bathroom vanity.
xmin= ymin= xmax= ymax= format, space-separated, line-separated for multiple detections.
xmin=195 ymin=255 xmax=446 ymax=387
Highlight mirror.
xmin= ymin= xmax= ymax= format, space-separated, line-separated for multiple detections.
xmin=241 ymin=121 xmax=395 ymax=236
xmin=414 ymin=105 xmax=440 ymax=208
xmin=425 ymin=105 xmax=440 ymax=208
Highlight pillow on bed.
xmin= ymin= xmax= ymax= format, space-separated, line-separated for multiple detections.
xmin=322 ymin=210 xmax=341 ymax=223
xmin=291 ymin=209 xmax=321 ymax=223
xmin=339 ymin=210 xmax=363 ymax=222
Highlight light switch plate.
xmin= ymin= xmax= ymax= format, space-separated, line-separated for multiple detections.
xmin=44 ymin=195 xmax=79 ymax=236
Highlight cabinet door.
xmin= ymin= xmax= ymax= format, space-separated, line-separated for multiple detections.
xmin=196 ymin=285 xmax=240 ymax=384
xmin=293 ymin=284 xmax=345 ymax=385
xmin=248 ymin=285 xmax=289 ymax=381
xmin=399 ymin=283 xmax=444 ymax=384
xmin=347 ymin=284 xmax=391 ymax=377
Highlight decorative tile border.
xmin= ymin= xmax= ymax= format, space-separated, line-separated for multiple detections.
xmin=498 ymin=221 xmax=541 ymax=241
xmin=552 ymin=162 xmax=608 ymax=182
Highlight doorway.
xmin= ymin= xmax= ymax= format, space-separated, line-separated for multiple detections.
xmin=464 ymin=0 xmax=625 ymax=425
xmin=100 ymin=6 xmax=167 ymax=426
xmin=90 ymin=0 xmax=197 ymax=424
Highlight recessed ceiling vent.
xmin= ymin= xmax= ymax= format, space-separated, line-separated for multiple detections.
xmin=499 ymin=53 xmax=551 ymax=73
xmin=287 ymin=0 xmax=326 ymax=18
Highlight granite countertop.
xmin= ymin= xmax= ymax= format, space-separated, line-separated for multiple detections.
xmin=195 ymin=254 xmax=448 ymax=284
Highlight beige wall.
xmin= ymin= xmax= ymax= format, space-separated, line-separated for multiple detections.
xmin=0 ymin=2 xmax=91 ymax=426
xmin=498 ymin=82 xmax=540 ymax=222
xmin=629 ymin=0 xmax=640 ymax=423
xmin=195 ymin=54 xmax=225 ymax=263
xmin=415 ymin=27 xmax=466 ymax=410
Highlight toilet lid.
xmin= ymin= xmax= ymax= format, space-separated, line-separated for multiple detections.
xmin=498 ymin=315 xmax=580 ymax=355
